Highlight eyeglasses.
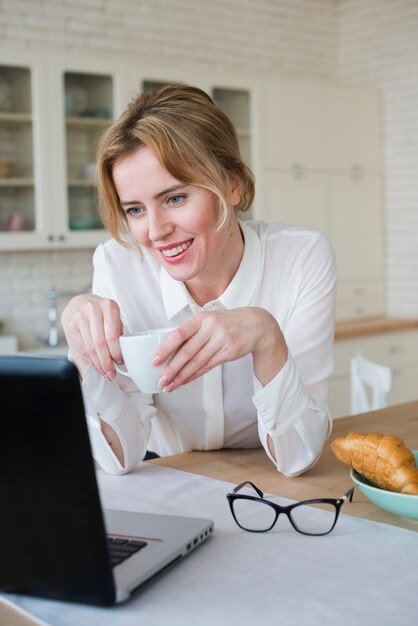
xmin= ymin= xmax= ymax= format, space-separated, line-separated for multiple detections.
xmin=227 ymin=481 xmax=354 ymax=536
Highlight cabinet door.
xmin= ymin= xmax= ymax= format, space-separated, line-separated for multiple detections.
xmin=0 ymin=54 xmax=51 ymax=250
xmin=335 ymin=280 xmax=385 ymax=321
xmin=330 ymin=173 xmax=384 ymax=282
xmin=328 ymin=376 xmax=351 ymax=419
xmin=261 ymin=80 xmax=325 ymax=170
xmin=50 ymin=59 xmax=120 ymax=248
xmin=262 ymin=170 xmax=330 ymax=235
xmin=322 ymin=86 xmax=382 ymax=172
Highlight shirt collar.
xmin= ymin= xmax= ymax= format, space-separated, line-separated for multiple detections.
xmin=160 ymin=220 xmax=262 ymax=320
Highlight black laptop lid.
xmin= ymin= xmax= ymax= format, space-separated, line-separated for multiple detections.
xmin=0 ymin=356 xmax=115 ymax=605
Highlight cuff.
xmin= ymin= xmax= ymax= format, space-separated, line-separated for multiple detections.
xmin=82 ymin=365 xmax=124 ymax=423
xmin=252 ymin=352 xmax=309 ymax=436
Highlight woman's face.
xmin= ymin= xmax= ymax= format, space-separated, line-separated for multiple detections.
xmin=112 ymin=146 xmax=243 ymax=301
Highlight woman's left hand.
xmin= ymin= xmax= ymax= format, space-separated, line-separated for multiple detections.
xmin=154 ymin=307 xmax=288 ymax=392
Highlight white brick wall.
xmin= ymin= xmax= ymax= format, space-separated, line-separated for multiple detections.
xmin=0 ymin=0 xmax=338 ymax=74
xmin=2 ymin=0 xmax=418 ymax=348
xmin=337 ymin=0 xmax=418 ymax=317
xmin=0 ymin=0 xmax=338 ymax=349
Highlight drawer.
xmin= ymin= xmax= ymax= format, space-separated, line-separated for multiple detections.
xmin=335 ymin=279 xmax=385 ymax=322
xmin=337 ymin=280 xmax=384 ymax=300
xmin=336 ymin=297 xmax=385 ymax=322
xmin=333 ymin=329 xmax=418 ymax=377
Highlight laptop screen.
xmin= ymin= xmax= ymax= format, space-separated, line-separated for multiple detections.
xmin=0 ymin=356 xmax=115 ymax=605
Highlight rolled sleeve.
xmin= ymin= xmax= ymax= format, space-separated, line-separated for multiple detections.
xmin=82 ymin=366 xmax=156 ymax=475
xmin=253 ymin=354 xmax=331 ymax=477
xmin=252 ymin=353 xmax=309 ymax=435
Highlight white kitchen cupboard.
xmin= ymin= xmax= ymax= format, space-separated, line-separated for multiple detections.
xmin=0 ymin=53 xmax=128 ymax=250
xmin=260 ymin=78 xmax=385 ymax=322
xmin=0 ymin=51 xmax=50 ymax=248
xmin=0 ymin=53 xmax=261 ymax=251
xmin=1 ymin=48 xmax=384 ymax=291
xmin=47 ymin=54 xmax=130 ymax=249
xmin=329 ymin=329 xmax=418 ymax=418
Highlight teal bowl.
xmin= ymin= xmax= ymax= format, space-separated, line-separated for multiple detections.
xmin=350 ymin=451 xmax=418 ymax=521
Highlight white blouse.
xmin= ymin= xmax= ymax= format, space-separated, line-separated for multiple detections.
xmin=82 ymin=220 xmax=336 ymax=477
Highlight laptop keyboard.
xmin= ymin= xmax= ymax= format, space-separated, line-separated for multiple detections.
xmin=107 ymin=537 xmax=148 ymax=567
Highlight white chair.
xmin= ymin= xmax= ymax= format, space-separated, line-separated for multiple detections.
xmin=350 ymin=352 xmax=393 ymax=415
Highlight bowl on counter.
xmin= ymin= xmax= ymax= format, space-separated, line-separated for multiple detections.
xmin=350 ymin=451 xmax=418 ymax=521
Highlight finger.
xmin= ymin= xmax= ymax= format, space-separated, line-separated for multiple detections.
xmin=101 ymin=299 xmax=124 ymax=364
xmin=157 ymin=327 xmax=210 ymax=387
xmin=76 ymin=308 xmax=107 ymax=376
xmin=151 ymin=320 xmax=200 ymax=368
xmin=161 ymin=337 xmax=222 ymax=391
xmin=163 ymin=356 xmax=221 ymax=392
xmin=87 ymin=301 xmax=120 ymax=378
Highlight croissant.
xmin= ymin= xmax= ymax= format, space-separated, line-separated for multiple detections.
xmin=331 ymin=432 xmax=418 ymax=495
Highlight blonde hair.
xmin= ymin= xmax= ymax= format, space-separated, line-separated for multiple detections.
xmin=96 ymin=84 xmax=255 ymax=245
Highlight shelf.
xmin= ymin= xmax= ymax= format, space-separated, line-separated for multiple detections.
xmin=0 ymin=177 xmax=34 ymax=186
xmin=65 ymin=115 xmax=111 ymax=127
xmin=0 ymin=111 xmax=32 ymax=123
xmin=68 ymin=178 xmax=96 ymax=187
xmin=236 ymin=127 xmax=250 ymax=139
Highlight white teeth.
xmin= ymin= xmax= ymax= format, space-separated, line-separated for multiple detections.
xmin=162 ymin=240 xmax=192 ymax=257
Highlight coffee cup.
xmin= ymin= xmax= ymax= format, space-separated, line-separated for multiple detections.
xmin=115 ymin=327 xmax=177 ymax=393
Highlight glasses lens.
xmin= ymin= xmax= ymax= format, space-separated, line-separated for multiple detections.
xmin=289 ymin=502 xmax=338 ymax=535
xmin=232 ymin=497 xmax=277 ymax=531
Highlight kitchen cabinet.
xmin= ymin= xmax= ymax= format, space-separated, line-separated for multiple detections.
xmin=1 ymin=48 xmax=384 ymax=301
xmin=0 ymin=53 xmax=44 ymax=247
xmin=0 ymin=58 xmax=257 ymax=251
xmin=260 ymin=79 xmax=385 ymax=322
xmin=329 ymin=326 xmax=418 ymax=418
xmin=0 ymin=53 xmax=126 ymax=250
xmin=44 ymin=55 xmax=127 ymax=249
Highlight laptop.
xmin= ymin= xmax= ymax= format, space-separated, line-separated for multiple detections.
xmin=0 ymin=355 xmax=213 ymax=606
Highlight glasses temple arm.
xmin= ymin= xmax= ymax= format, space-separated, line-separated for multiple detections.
xmin=341 ymin=487 xmax=355 ymax=503
xmin=228 ymin=480 xmax=264 ymax=498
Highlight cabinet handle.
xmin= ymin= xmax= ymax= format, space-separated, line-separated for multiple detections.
xmin=291 ymin=162 xmax=305 ymax=180
xmin=58 ymin=234 xmax=66 ymax=242
xmin=47 ymin=234 xmax=54 ymax=242
xmin=351 ymin=164 xmax=363 ymax=180
xmin=388 ymin=346 xmax=400 ymax=354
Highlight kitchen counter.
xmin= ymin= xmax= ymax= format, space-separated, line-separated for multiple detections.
xmin=335 ymin=316 xmax=418 ymax=340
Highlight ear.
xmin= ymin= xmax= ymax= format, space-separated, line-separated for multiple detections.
xmin=227 ymin=175 xmax=243 ymax=207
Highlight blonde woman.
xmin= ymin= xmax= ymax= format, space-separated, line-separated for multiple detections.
xmin=62 ymin=85 xmax=336 ymax=477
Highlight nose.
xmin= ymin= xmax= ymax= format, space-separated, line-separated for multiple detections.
xmin=147 ymin=209 xmax=174 ymax=243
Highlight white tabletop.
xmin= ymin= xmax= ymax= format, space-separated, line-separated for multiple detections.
xmin=3 ymin=463 xmax=418 ymax=626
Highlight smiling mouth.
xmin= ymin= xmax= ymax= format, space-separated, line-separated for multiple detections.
xmin=160 ymin=239 xmax=193 ymax=258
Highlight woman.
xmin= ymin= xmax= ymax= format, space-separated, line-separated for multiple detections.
xmin=62 ymin=84 xmax=336 ymax=477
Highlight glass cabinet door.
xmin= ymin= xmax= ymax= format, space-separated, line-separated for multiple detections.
xmin=212 ymin=88 xmax=251 ymax=167
xmin=64 ymin=71 xmax=113 ymax=233
xmin=212 ymin=88 xmax=252 ymax=219
xmin=0 ymin=65 xmax=35 ymax=234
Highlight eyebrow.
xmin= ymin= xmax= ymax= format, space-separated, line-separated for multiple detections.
xmin=119 ymin=184 xmax=187 ymax=208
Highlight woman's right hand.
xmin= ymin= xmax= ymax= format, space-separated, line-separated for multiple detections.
xmin=61 ymin=294 xmax=124 ymax=381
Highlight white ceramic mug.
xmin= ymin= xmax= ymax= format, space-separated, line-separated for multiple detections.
xmin=115 ymin=327 xmax=177 ymax=393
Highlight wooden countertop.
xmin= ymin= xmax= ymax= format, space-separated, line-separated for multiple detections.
xmin=153 ymin=400 xmax=418 ymax=532
xmin=335 ymin=316 xmax=418 ymax=340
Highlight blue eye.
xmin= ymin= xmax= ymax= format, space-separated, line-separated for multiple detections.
xmin=168 ymin=194 xmax=185 ymax=205
xmin=126 ymin=207 xmax=143 ymax=216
